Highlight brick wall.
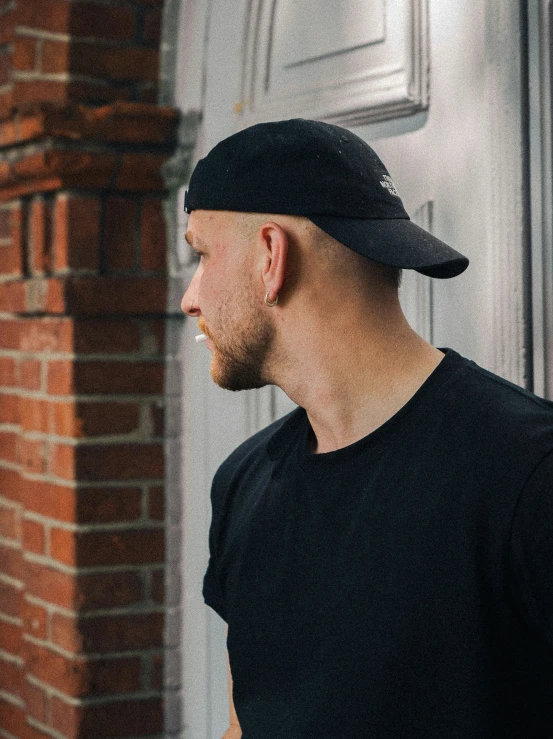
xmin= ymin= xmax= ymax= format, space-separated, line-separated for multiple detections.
xmin=0 ymin=1 xmax=179 ymax=737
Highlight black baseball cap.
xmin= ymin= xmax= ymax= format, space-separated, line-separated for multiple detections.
xmin=184 ymin=119 xmax=469 ymax=279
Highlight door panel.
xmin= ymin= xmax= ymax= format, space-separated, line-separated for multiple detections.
xmin=243 ymin=0 xmax=428 ymax=125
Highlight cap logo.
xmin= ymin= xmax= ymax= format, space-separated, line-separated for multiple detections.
xmin=380 ymin=175 xmax=399 ymax=197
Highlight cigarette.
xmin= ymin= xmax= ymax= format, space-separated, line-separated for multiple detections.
xmin=195 ymin=333 xmax=208 ymax=343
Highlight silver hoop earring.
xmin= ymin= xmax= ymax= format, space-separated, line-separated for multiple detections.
xmin=264 ymin=290 xmax=279 ymax=307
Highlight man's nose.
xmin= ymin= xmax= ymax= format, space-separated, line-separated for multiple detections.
xmin=181 ymin=272 xmax=201 ymax=316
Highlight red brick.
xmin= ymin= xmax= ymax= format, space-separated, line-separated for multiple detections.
xmin=51 ymin=400 xmax=79 ymax=437
xmin=0 ymin=393 xmax=18 ymax=424
xmin=0 ymin=428 xmax=17 ymax=463
xmin=20 ymin=317 xmax=72 ymax=352
xmin=0 ymin=619 xmax=21 ymax=654
xmin=64 ymin=275 xmax=167 ymax=314
xmin=24 ymin=681 xmax=49 ymax=724
xmin=0 ymin=657 xmax=23 ymax=698
xmin=19 ymin=396 xmax=49 ymax=433
xmin=22 ymin=599 xmax=47 ymax=640
xmin=11 ymin=203 xmax=25 ymax=238
xmin=0 ymin=467 xmax=23 ymax=505
xmin=70 ymin=44 xmax=158 ymax=83
xmin=47 ymin=359 xmax=164 ymax=394
xmin=117 ymin=152 xmax=166 ymax=191
xmin=46 ymin=359 xmax=72 ymax=395
xmin=51 ymin=696 xmax=162 ymax=738
xmin=0 ymin=541 xmax=22 ymax=580
xmin=0 ymin=504 xmax=18 ymax=539
xmin=143 ymin=7 xmax=162 ymax=44
xmin=28 ymin=196 xmax=52 ymax=274
xmin=0 ymin=580 xmax=22 ymax=619
xmin=50 ymin=611 xmax=80 ymax=652
xmin=77 ymin=487 xmax=142 ymax=523
xmin=0 ymin=49 xmax=11 ymax=86
xmin=22 ymin=479 xmax=142 ymax=524
xmin=146 ymin=319 xmax=165 ymax=354
xmin=18 ymin=436 xmax=47 ymax=474
xmin=13 ymin=36 xmax=36 ymax=71
xmin=148 ymin=485 xmax=164 ymax=520
xmin=23 ymin=518 xmax=46 ymax=555
xmin=0 ymin=207 xmax=12 ymax=239
xmin=0 ymin=244 xmax=22 ymax=278
xmin=18 ymin=478 xmax=75 ymax=521
xmin=0 ymin=90 xmax=14 ymax=121
xmin=0 ymin=698 xmax=25 ymax=737
xmin=19 ymin=359 xmax=42 ymax=390
xmin=69 ymin=3 xmax=137 ymax=41
xmin=0 ymin=357 xmax=15 ymax=386
xmin=76 ymin=400 xmax=141 ymax=436
xmin=53 ymin=194 xmax=101 ymax=271
xmin=40 ymin=40 xmax=70 ymax=75
xmin=24 ymin=561 xmax=73 ymax=609
xmin=16 ymin=318 xmax=60 ymax=350
xmin=55 ymin=400 xmax=134 ymax=438
xmin=140 ymin=198 xmax=166 ymax=270
xmin=11 ymin=146 xmax=117 ymax=188
xmin=137 ymin=85 xmax=158 ymax=104
xmin=104 ymin=195 xmax=137 ymax=270
xmin=150 ymin=652 xmax=163 ymax=690
xmin=87 ymin=102 xmax=178 ymax=146
xmin=73 ymin=318 xmax=141 ymax=353
xmin=0 ymin=319 xmax=21 ymax=350
xmin=18 ymin=0 xmax=71 ymax=34
xmin=24 ymin=277 xmax=66 ymax=314
xmin=50 ymin=527 xmax=163 ymax=567
xmin=0 ymin=119 xmax=17 ymax=148
xmin=78 ymin=569 xmax=145 ymax=609
xmin=25 ymin=642 xmax=142 ymax=696
xmin=0 ymin=8 xmax=15 ymax=46
xmin=51 ymin=442 xmax=164 ymax=481
xmin=30 ymin=270 xmax=61 ymax=316
xmin=25 ymin=560 xmax=142 ymax=610
xmin=27 ymin=725 xmax=55 ymax=739
xmin=49 ymin=441 xmax=74 ymax=478
xmin=16 ymin=114 xmax=42 ymax=143
xmin=12 ymin=150 xmax=49 ymax=180
xmin=151 ymin=568 xmax=164 ymax=604
xmin=64 ymin=611 xmax=162 ymax=653
xmin=76 ymin=360 xmax=164 ymax=393
xmin=64 ymin=79 xmax=133 ymax=107
xmin=151 ymin=402 xmax=164 ymax=436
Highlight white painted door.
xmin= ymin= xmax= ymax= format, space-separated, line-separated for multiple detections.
xmin=173 ymin=1 xmax=529 ymax=736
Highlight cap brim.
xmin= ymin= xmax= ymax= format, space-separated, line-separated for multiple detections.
xmin=309 ymin=215 xmax=469 ymax=279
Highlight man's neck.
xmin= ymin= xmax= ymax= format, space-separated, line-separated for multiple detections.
xmin=275 ymin=318 xmax=444 ymax=454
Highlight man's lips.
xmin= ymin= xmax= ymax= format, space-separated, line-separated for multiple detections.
xmin=197 ymin=319 xmax=214 ymax=349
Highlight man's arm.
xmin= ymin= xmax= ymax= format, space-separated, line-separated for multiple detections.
xmin=222 ymin=626 xmax=242 ymax=739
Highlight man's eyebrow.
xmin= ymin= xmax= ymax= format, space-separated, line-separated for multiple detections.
xmin=185 ymin=231 xmax=209 ymax=250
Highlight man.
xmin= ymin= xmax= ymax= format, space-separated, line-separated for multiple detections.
xmin=181 ymin=119 xmax=553 ymax=738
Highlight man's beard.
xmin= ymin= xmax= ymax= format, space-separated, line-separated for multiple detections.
xmin=198 ymin=310 xmax=276 ymax=392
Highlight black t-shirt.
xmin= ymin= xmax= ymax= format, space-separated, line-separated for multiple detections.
xmin=203 ymin=349 xmax=553 ymax=738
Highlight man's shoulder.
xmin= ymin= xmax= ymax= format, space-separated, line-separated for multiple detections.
xmin=446 ymin=351 xmax=553 ymax=458
xmin=457 ymin=353 xmax=553 ymax=421
xmin=213 ymin=406 xmax=302 ymax=488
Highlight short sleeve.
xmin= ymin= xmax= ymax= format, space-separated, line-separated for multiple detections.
xmin=509 ymin=448 xmax=553 ymax=648
xmin=202 ymin=468 xmax=229 ymax=622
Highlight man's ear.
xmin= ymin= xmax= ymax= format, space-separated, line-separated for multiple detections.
xmin=258 ymin=222 xmax=288 ymax=303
